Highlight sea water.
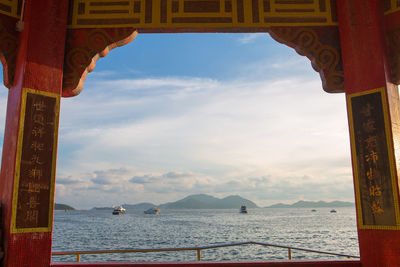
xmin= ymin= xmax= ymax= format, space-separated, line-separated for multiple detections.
xmin=52 ymin=207 xmax=359 ymax=263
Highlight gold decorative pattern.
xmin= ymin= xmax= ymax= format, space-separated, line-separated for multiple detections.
xmin=385 ymin=0 xmax=400 ymax=14
xmin=68 ymin=0 xmax=338 ymax=29
xmin=0 ymin=0 xmax=21 ymax=18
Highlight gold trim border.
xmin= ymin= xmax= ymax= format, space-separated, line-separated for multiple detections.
xmin=385 ymin=0 xmax=400 ymax=15
xmin=67 ymin=0 xmax=338 ymax=29
xmin=0 ymin=0 xmax=20 ymax=19
xmin=347 ymin=87 xmax=400 ymax=230
xmin=10 ymin=88 xmax=60 ymax=234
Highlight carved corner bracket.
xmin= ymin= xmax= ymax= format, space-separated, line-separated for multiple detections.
xmin=62 ymin=28 xmax=138 ymax=97
xmin=269 ymin=26 xmax=344 ymax=93
xmin=0 ymin=14 xmax=19 ymax=89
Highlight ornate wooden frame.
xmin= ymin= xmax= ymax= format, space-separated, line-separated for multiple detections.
xmin=0 ymin=0 xmax=400 ymax=97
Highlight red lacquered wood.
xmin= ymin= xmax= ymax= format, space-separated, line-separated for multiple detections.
xmin=51 ymin=260 xmax=361 ymax=267
xmin=0 ymin=0 xmax=69 ymax=266
xmin=337 ymin=0 xmax=388 ymax=94
xmin=385 ymin=10 xmax=400 ymax=31
xmin=337 ymin=1 xmax=400 ymax=266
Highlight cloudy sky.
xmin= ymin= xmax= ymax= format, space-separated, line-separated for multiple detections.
xmin=0 ymin=33 xmax=354 ymax=209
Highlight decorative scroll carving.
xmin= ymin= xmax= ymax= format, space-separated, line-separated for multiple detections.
xmin=62 ymin=28 xmax=137 ymax=97
xmin=269 ymin=26 xmax=344 ymax=93
xmin=68 ymin=0 xmax=337 ymax=29
xmin=0 ymin=14 xmax=19 ymax=89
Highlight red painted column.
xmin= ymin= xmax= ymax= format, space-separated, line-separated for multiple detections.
xmin=337 ymin=0 xmax=400 ymax=266
xmin=0 ymin=1 xmax=68 ymax=266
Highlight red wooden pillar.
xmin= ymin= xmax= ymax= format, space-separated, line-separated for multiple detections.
xmin=0 ymin=1 xmax=68 ymax=266
xmin=337 ymin=0 xmax=400 ymax=266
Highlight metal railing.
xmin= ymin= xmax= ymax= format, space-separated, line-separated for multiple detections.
xmin=52 ymin=241 xmax=360 ymax=262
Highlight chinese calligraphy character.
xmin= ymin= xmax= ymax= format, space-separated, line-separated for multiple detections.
xmin=364 ymin=136 xmax=378 ymax=150
xmin=32 ymin=101 xmax=46 ymax=111
xmin=369 ymin=185 xmax=382 ymax=197
xmin=29 ymin=167 xmax=43 ymax=180
xmin=25 ymin=210 xmax=39 ymax=224
xmin=33 ymin=113 xmax=45 ymax=125
xmin=26 ymin=182 xmax=40 ymax=193
xmin=366 ymin=167 xmax=378 ymax=180
xmin=24 ymin=182 xmax=49 ymax=192
xmin=363 ymin=119 xmax=376 ymax=133
xmin=31 ymin=141 xmax=44 ymax=152
xmin=365 ymin=151 xmax=379 ymax=164
xmin=32 ymin=126 xmax=45 ymax=138
xmin=371 ymin=200 xmax=384 ymax=214
xmin=360 ymin=103 xmax=374 ymax=117
xmin=28 ymin=196 xmax=40 ymax=209
xmin=30 ymin=154 xmax=43 ymax=165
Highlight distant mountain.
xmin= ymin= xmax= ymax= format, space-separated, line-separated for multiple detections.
xmin=213 ymin=195 xmax=258 ymax=209
xmin=159 ymin=194 xmax=259 ymax=209
xmin=159 ymin=194 xmax=219 ymax=209
xmin=265 ymin=200 xmax=354 ymax=208
xmin=55 ymin=203 xmax=75 ymax=210
xmin=123 ymin=202 xmax=156 ymax=210
xmin=92 ymin=207 xmax=112 ymax=210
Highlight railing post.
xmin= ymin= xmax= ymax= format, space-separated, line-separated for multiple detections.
xmin=288 ymin=248 xmax=292 ymax=260
xmin=76 ymin=254 xmax=80 ymax=262
xmin=197 ymin=249 xmax=201 ymax=261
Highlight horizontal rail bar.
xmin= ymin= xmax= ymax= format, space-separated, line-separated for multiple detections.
xmin=52 ymin=241 xmax=360 ymax=262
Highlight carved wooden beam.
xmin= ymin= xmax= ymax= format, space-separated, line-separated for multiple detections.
xmin=4 ymin=0 xmax=400 ymax=96
xmin=67 ymin=0 xmax=338 ymax=30
xmin=62 ymin=0 xmax=344 ymax=96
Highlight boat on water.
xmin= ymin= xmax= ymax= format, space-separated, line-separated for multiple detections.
xmin=112 ymin=205 xmax=126 ymax=215
xmin=240 ymin=205 xmax=248 ymax=214
xmin=330 ymin=209 xmax=337 ymax=213
xmin=144 ymin=207 xmax=161 ymax=214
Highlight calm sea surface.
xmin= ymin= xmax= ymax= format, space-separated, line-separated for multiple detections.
xmin=52 ymin=207 xmax=359 ymax=263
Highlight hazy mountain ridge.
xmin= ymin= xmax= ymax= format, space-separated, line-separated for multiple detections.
xmin=99 ymin=194 xmax=259 ymax=210
xmin=159 ymin=194 xmax=259 ymax=209
xmin=55 ymin=203 xmax=75 ymax=210
xmin=265 ymin=200 xmax=354 ymax=208
xmin=89 ymin=195 xmax=354 ymax=210
xmin=122 ymin=202 xmax=156 ymax=210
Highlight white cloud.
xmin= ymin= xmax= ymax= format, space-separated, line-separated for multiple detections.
xmin=0 ymin=43 xmax=355 ymax=209
xmin=53 ymin=70 xmax=354 ymax=209
xmin=237 ymin=33 xmax=267 ymax=44
xmin=0 ymin=88 xmax=7 ymax=161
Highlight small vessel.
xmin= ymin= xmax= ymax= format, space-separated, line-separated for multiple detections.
xmin=112 ymin=205 xmax=126 ymax=215
xmin=330 ymin=209 xmax=337 ymax=213
xmin=240 ymin=205 xmax=247 ymax=214
xmin=311 ymin=209 xmax=317 ymax=212
xmin=144 ymin=207 xmax=161 ymax=214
